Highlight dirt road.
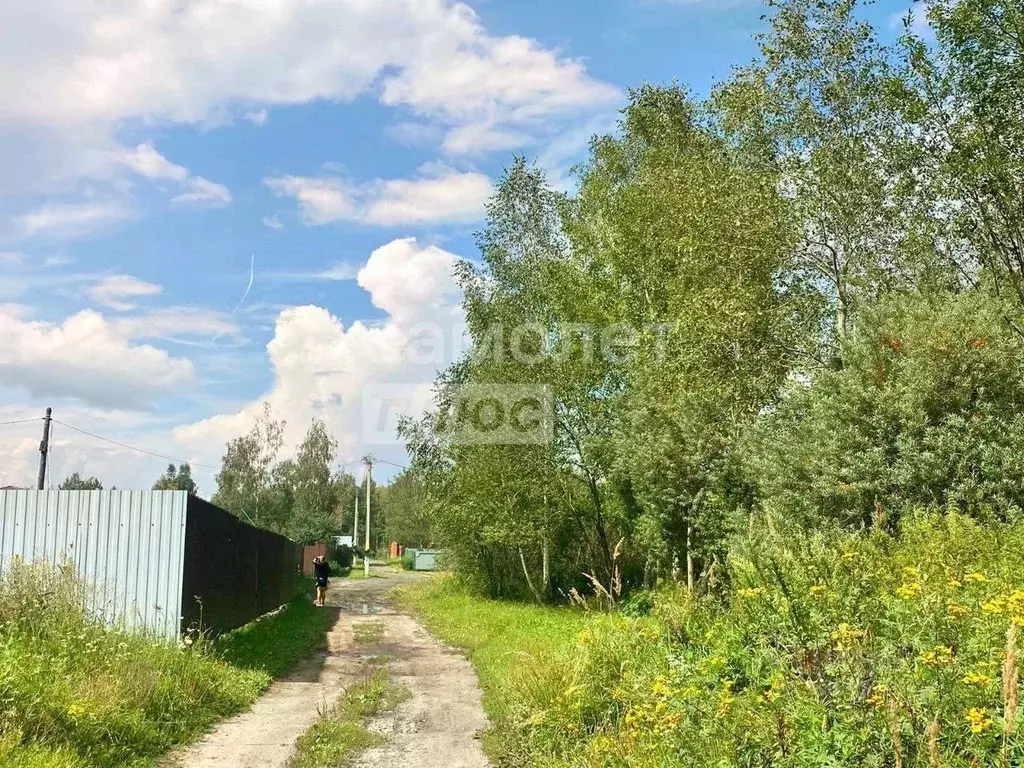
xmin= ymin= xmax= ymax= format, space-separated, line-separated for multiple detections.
xmin=164 ymin=568 xmax=490 ymax=768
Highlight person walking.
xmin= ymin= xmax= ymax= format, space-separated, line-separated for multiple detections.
xmin=313 ymin=555 xmax=331 ymax=607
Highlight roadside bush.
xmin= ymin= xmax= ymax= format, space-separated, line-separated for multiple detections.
xmin=334 ymin=545 xmax=354 ymax=570
xmin=463 ymin=513 xmax=1024 ymax=767
xmin=0 ymin=559 xmax=329 ymax=767
xmin=746 ymin=293 xmax=1024 ymax=531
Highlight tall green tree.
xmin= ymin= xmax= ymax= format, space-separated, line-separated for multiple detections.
xmin=212 ymin=403 xmax=286 ymax=531
xmin=152 ymin=463 xmax=197 ymax=494
xmin=287 ymin=419 xmax=339 ymax=544
xmin=58 ymin=473 xmax=102 ymax=491
xmin=570 ymin=85 xmax=800 ymax=586
xmin=713 ymin=0 xmax=954 ymax=354
xmin=746 ymin=292 xmax=1024 ymax=530
xmin=897 ymin=0 xmax=1024 ymax=327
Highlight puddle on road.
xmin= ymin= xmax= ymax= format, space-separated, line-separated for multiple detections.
xmin=337 ymin=601 xmax=385 ymax=614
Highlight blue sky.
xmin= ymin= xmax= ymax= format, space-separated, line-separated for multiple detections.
xmin=0 ymin=0 xmax=913 ymax=493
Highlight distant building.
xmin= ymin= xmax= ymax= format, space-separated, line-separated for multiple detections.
xmin=0 ymin=486 xmax=25 ymax=491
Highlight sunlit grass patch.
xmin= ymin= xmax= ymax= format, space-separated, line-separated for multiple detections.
xmin=353 ymin=620 xmax=386 ymax=644
xmin=289 ymin=670 xmax=410 ymax=768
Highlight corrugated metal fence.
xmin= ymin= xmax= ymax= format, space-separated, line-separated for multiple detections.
xmin=0 ymin=490 xmax=188 ymax=639
xmin=0 ymin=490 xmax=304 ymax=640
xmin=179 ymin=497 xmax=302 ymax=636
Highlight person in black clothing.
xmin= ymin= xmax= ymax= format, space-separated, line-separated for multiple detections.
xmin=313 ymin=556 xmax=331 ymax=607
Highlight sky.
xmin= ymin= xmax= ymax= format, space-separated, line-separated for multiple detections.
xmin=0 ymin=0 xmax=915 ymax=495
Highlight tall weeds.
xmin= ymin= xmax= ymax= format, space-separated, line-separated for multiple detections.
xmin=434 ymin=512 xmax=1024 ymax=767
xmin=0 ymin=559 xmax=268 ymax=766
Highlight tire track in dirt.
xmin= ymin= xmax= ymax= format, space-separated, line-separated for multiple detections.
xmin=163 ymin=569 xmax=490 ymax=768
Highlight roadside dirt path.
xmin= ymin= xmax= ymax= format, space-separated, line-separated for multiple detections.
xmin=164 ymin=568 xmax=490 ymax=768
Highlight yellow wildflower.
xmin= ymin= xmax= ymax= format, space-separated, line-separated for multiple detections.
xmin=67 ymin=703 xmax=86 ymax=718
xmin=903 ymin=566 xmax=921 ymax=579
xmin=964 ymin=572 xmax=987 ymax=584
xmin=866 ymin=684 xmax=888 ymax=707
xmin=841 ymin=551 xmax=856 ymax=564
xmin=896 ymin=582 xmax=922 ymax=599
xmin=737 ymin=586 xmax=766 ymax=599
xmin=948 ymin=578 xmax=963 ymax=589
xmin=983 ymin=596 xmax=1008 ymax=614
xmin=966 ymin=707 xmax=993 ymax=734
xmin=919 ymin=645 xmax=954 ymax=667
xmin=962 ymin=672 xmax=992 ymax=686
xmin=809 ymin=584 xmax=827 ymax=596
xmin=947 ymin=603 xmax=972 ymax=618
xmin=716 ymin=690 xmax=735 ymax=718
xmin=651 ymin=677 xmax=670 ymax=697
xmin=831 ymin=623 xmax=866 ymax=651
xmin=1006 ymin=589 xmax=1024 ymax=620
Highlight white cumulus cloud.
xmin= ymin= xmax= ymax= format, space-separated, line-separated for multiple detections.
xmin=0 ymin=306 xmax=196 ymax=410
xmin=86 ymin=274 xmax=162 ymax=311
xmin=265 ymin=164 xmax=492 ymax=226
xmin=120 ymin=142 xmax=232 ymax=207
xmin=175 ymin=236 xmax=465 ymax=471
xmin=0 ymin=0 xmax=618 ymax=196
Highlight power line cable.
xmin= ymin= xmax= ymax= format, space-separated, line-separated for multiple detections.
xmin=0 ymin=417 xmax=42 ymax=426
xmin=53 ymin=419 xmax=219 ymax=470
xmin=374 ymin=457 xmax=409 ymax=471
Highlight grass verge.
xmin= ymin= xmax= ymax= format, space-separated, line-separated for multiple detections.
xmin=0 ymin=562 xmax=334 ymax=767
xmin=398 ymin=514 xmax=1024 ymax=767
xmin=217 ymin=583 xmax=336 ymax=676
xmin=288 ymin=670 xmax=410 ymax=768
xmin=352 ymin=620 xmax=386 ymax=645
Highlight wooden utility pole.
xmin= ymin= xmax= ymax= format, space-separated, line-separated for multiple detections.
xmin=37 ymin=407 xmax=52 ymax=490
xmin=364 ymin=456 xmax=373 ymax=578
xmin=353 ymin=495 xmax=359 ymax=550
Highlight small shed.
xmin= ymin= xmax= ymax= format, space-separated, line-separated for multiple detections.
xmin=411 ymin=549 xmax=441 ymax=571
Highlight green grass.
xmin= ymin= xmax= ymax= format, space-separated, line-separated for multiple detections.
xmin=217 ymin=588 xmax=335 ymax=676
xmin=352 ymin=621 xmax=386 ymax=645
xmin=399 ymin=516 xmax=1024 ymax=768
xmin=344 ymin=567 xmax=380 ymax=580
xmin=0 ymin=561 xmax=334 ymax=768
xmin=289 ymin=670 xmax=410 ymax=768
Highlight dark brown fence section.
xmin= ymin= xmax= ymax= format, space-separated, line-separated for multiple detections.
xmin=302 ymin=543 xmax=327 ymax=577
xmin=179 ymin=497 xmax=302 ymax=636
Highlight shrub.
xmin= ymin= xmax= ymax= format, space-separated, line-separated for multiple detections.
xmin=461 ymin=513 xmax=1024 ymax=767
xmin=334 ymin=545 xmax=354 ymax=570
xmin=0 ymin=559 xmax=329 ymax=766
xmin=746 ymin=293 xmax=1024 ymax=531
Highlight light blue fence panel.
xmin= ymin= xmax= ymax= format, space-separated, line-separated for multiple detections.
xmin=0 ymin=490 xmax=188 ymax=640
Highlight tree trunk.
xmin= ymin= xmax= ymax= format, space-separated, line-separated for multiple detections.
xmin=519 ymin=547 xmax=542 ymax=604
xmin=542 ymin=536 xmax=551 ymax=601
xmin=686 ymin=523 xmax=695 ymax=593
